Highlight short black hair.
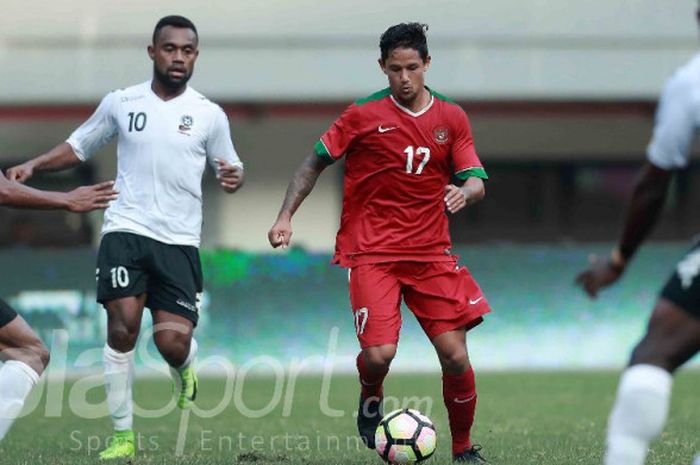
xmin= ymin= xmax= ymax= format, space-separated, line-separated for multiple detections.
xmin=379 ymin=23 xmax=429 ymax=62
xmin=152 ymin=15 xmax=198 ymax=44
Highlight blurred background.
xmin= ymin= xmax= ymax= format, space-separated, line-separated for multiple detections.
xmin=0 ymin=0 xmax=698 ymax=371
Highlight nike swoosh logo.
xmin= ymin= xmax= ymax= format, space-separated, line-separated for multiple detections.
xmin=378 ymin=125 xmax=398 ymax=133
xmin=454 ymin=394 xmax=476 ymax=404
xmin=469 ymin=296 xmax=484 ymax=305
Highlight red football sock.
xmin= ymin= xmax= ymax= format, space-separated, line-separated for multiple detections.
xmin=442 ymin=367 xmax=477 ymax=455
xmin=356 ymin=352 xmax=388 ymax=400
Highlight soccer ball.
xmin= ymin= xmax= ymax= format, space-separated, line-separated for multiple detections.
xmin=375 ymin=408 xmax=437 ymax=464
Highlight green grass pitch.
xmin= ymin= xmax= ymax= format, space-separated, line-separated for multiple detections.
xmin=1 ymin=371 xmax=698 ymax=464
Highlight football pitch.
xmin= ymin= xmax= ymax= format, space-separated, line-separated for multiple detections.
xmin=1 ymin=370 xmax=698 ymax=465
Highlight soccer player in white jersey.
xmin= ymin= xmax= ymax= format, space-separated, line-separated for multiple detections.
xmin=0 ymin=173 xmax=116 ymax=443
xmin=575 ymin=8 xmax=700 ymax=465
xmin=7 ymin=15 xmax=244 ymax=460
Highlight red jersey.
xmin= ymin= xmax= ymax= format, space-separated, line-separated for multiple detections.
xmin=314 ymin=87 xmax=487 ymax=267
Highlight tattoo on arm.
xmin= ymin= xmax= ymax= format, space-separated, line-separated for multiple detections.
xmin=278 ymin=154 xmax=330 ymax=219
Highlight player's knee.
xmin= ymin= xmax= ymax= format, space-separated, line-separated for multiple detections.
xmin=16 ymin=340 xmax=50 ymax=376
xmin=364 ymin=347 xmax=396 ymax=372
xmin=154 ymin=335 xmax=189 ymax=366
xmin=108 ymin=325 xmax=139 ymax=352
xmin=438 ymin=349 xmax=469 ymax=374
xmin=34 ymin=342 xmax=50 ymax=371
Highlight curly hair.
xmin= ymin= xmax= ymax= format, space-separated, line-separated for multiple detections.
xmin=153 ymin=15 xmax=198 ymax=44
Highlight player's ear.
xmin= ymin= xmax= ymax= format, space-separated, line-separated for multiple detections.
xmin=378 ymin=58 xmax=387 ymax=75
xmin=423 ymin=55 xmax=431 ymax=72
xmin=147 ymin=44 xmax=155 ymax=60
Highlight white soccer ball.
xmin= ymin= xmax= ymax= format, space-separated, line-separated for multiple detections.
xmin=375 ymin=408 xmax=437 ymax=464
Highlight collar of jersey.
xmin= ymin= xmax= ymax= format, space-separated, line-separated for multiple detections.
xmin=389 ymin=93 xmax=434 ymax=117
xmin=148 ymin=81 xmax=191 ymax=103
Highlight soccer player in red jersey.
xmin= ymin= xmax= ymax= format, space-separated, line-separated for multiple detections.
xmin=268 ymin=23 xmax=490 ymax=463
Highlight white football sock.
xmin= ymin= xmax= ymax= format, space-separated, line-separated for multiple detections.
xmin=604 ymin=364 xmax=672 ymax=465
xmin=103 ymin=344 xmax=134 ymax=432
xmin=0 ymin=360 xmax=40 ymax=441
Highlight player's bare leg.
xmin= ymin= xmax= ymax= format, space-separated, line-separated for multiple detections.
xmin=357 ymin=344 xmax=395 ymax=449
xmin=151 ymin=310 xmax=197 ymax=409
xmin=0 ymin=314 xmax=49 ymax=441
xmin=0 ymin=315 xmax=49 ymax=376
xmin=605 ymin=298 xmax=700 ymax=465
xmin=100 ymin=295 xmax=146 ymax=460
xmin=432 ymin=329 xmax=485 ymax=463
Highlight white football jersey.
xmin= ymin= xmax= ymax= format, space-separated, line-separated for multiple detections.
xmin=647 ymin=53 xmax=700 ymax=170
xmin=67 ymin=81 xmax=242 ymax=247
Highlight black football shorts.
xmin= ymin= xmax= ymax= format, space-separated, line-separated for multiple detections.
xmin=660 ymin=240 xmax=700 ymax=319
xmin=96 ymin=232 xmax=203 ymax=325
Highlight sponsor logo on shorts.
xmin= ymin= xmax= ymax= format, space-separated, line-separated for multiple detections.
xmin=469 ymin=296 xmax=484 ymax=305
xmin=176 ymin=299 xmax=198 ymax=313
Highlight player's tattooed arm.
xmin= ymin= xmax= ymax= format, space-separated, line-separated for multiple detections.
xmin=444 ymin=177 xmax=485 ymax=214
xmin=268 ymin=153 xmax=331 ymax=248
xmin=7 ymin=143 xmax=82 ymax=183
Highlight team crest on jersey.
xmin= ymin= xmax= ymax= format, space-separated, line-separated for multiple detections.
xmin=433 ymin=126 xmax=449 ymax=144
xmin=178 ymin=115 xmax=194 ymax=133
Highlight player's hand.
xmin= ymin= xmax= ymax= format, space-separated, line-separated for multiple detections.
xmin=268 ymin=217 xmax=292 ymax=249
xmin=444 ymin=184 xmax=467 ymax=214
xmin=216 ymin=159 xmax=244 ymax=193
xmin=6 ymin=161 xmax=36 ymax=183
xmin=64 ymin=181 xmax=118 ymax=213
xmin=575 ymin=255 xmax=624 ymax=299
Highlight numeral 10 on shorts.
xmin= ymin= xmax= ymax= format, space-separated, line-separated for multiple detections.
xmin=110 ymin=266 xmax=130 ymax=288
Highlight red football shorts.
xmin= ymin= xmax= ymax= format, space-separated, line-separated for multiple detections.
xmin=348 ymin=260 xmax=490 ymax=348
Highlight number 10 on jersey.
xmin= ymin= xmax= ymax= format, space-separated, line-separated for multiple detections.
xmin=403 ymin=146 xmax=431 ymax=175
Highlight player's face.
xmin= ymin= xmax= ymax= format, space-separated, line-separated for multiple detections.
xmin=380 ymin=47 xmax=431 ymax=107
xmin=148 ymin=26 xmax=199 ymax=91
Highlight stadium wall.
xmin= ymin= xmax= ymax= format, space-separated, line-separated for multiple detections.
xmin=0 ymin=0 xmax=698 ymax=102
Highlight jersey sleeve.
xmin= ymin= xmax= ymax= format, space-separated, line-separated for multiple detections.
xmin=452 ymin=108 xmax=487 ymax=180
xmin=65 ymin=92 xmax=118 ymax=161
xmin=314 ymin=104 xmax=360 ymax=163
xmin=647 ymin=72 xmax=696 ymax=170
xmin=206 ymin=107 xmax=243 ymax=170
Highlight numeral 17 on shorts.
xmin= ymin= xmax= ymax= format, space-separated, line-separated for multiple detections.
xmin=353 ymin=307 xmax=368 ymax=335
